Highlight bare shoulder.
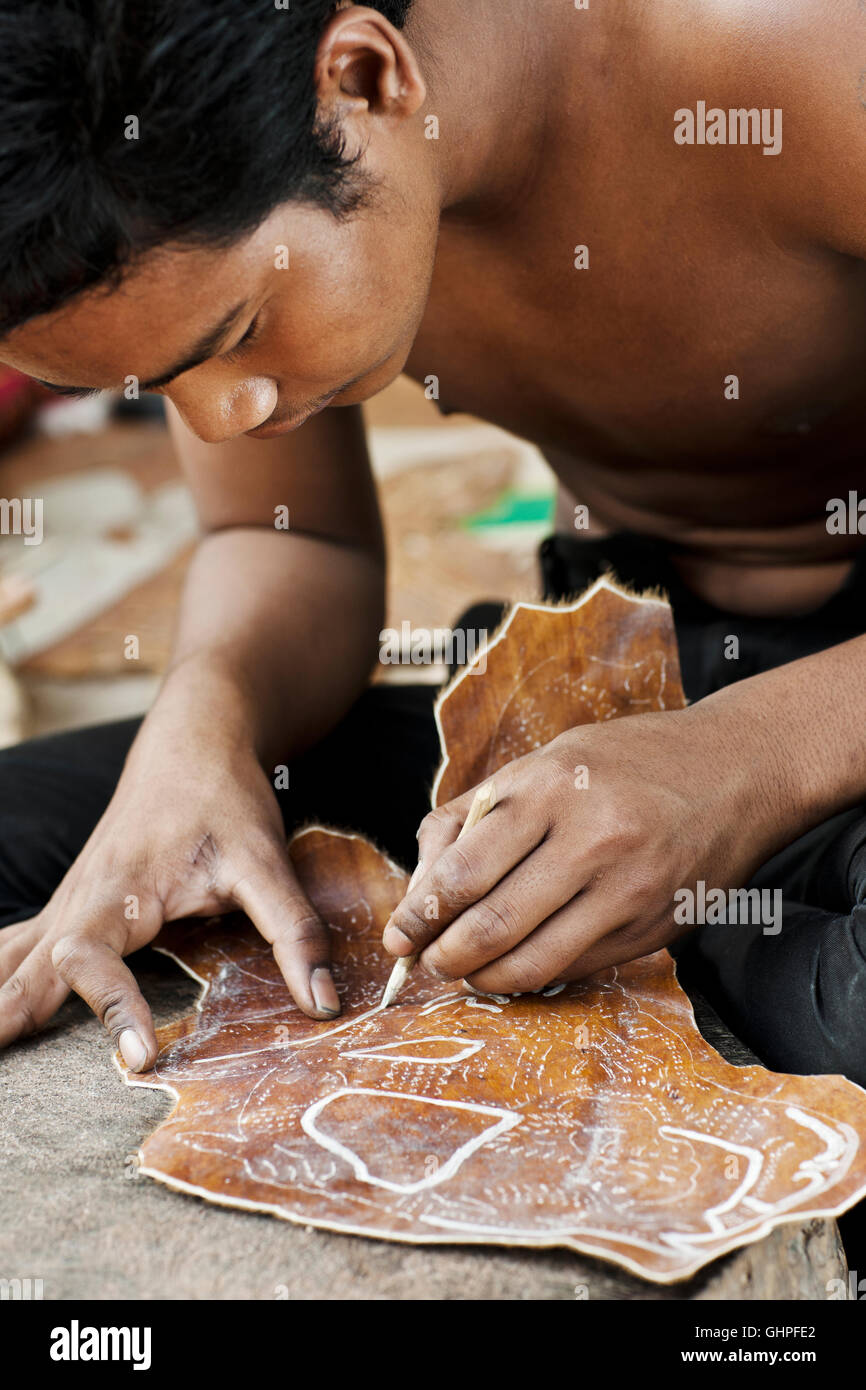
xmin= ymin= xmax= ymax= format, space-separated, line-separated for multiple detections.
xmin=679 ymin=0 xmax=866 ymax=255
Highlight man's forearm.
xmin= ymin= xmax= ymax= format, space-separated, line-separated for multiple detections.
xmin=159 ymin=525 xmax=385 ymax=769
xmin=687 ymin=633 xmax=866 ymax=854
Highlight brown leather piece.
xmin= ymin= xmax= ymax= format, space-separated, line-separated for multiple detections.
xmin=433 ymin=578 xmax=686 ymax=806
xmin=122 ymin=578 xmax=866 ymax=1282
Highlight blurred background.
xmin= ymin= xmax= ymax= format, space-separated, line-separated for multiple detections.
xmin=0 ymin=367 xmax=557 ymax=748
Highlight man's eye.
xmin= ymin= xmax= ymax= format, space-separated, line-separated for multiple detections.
xmin=224 ymin=313 xmax=261 ymax=361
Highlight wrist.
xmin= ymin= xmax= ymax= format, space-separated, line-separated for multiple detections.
xmin=680 ymin=682 xmax=810 ymax=860
xmin=131 ymin=650 xmax=262 ymax=768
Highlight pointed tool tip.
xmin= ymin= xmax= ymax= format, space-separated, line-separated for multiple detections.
xmin=381 ymin=954 xmax=413 ymax=1008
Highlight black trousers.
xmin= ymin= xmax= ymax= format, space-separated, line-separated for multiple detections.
xmin=3 ymin=532 xmax=866 ymax=1087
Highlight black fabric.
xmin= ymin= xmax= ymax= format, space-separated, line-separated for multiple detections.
xmin=0 ymin=684 xmax=441 ymax=928
xmin=539 ymin=530 xmax=866 ymax=703
xmin=445 ymin=600 xmax=509 ymax=682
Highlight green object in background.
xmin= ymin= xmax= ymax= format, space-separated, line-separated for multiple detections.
xmin=461 ymin=487 xmax=555 ymax=532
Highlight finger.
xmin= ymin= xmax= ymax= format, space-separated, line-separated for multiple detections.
xmin=412 ymin=787 xmax=478 ymax=873
xmin=556 ymin=917 xmax=676 ymax=982
xmin=419 ymin=842 xmax=578 ymax=982
xmin=231 ymin=849 xmax=339 ymax=1021
xmin=383 ymin=784 xmax=545 ymax=959
xmin=387 ymin=786 xmax=481 ymax=931
xmin=465 ymin=891 xmax=628 ymax=995
xmin=0 ymin=943 xmax=70 ymax=1047
xmin=50 ymin=934 xmax=158 ymax=1071
xmin=0 ymin=919 xmax=44 ymax=983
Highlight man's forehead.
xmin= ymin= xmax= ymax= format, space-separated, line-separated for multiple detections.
xmin=0 ymin=237 xmax=261 ymax=385
xmin=0 ymin=200 xmax=320 ymax=383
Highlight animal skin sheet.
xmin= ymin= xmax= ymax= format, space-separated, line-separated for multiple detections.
xmin=119 ymin=579 xmax=866 ymax=1282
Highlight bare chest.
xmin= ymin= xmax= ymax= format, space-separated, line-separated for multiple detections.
xmin=405 ymin=197 xmax=866 ymax=538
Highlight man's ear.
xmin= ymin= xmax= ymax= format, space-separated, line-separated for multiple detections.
xmin=313 ymin=6 xmax=426 ymax=130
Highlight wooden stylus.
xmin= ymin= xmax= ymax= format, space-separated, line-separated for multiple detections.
xmin=381 ymin=780 xmax=497 ymax=1007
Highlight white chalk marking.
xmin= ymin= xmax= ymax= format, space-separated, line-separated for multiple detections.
xmin=300 ymin=1087 xmax=520 ymax=1194
xmin=340 ymin=1036 xmax=485 ymax=1066
xmin=417 ymin=995 xmax=464 ymax=1017
xmin=657 ymin=1127 xmax=764 ymax=1236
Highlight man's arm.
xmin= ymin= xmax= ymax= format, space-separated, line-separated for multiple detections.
xmin=0 ymin=401 xmax=386 ymax=1061
xmin=163 ymin=400 xmax=385 ymax=768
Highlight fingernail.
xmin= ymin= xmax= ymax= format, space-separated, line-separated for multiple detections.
xmin=423 ymin=960 xmax=450 ymax=982
xmin=119 ymin=1028 xmax=148 ymax=1072
xmin=311 ymin=968 xmax=340 ymax=1016
xmin=383 ymin=923 xmax=413 ymax=953
xmin=407 ymin=858 xmax=424 ymax=891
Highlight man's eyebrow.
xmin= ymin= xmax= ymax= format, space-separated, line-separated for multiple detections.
xmin=33 ymin=299 xmax=251 ymax=398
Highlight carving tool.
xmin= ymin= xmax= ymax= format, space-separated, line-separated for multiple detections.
xmin=381 ymin=779 xmax=497 ymax=1007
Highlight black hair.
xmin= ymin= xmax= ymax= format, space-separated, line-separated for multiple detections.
xmin=0 ymin=0 xmax=416 ymax=336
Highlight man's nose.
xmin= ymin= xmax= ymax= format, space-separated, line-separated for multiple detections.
xmin=164 ymin=370 xmax=277 ymax=444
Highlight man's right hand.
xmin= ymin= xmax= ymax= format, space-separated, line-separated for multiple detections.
xmin=0 ymin=402 xmax=385 ymax=1071
xmin=0 ymin=707 xmax=339 ymax=1072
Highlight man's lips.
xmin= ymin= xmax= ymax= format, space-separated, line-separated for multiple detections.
xmin=245 ymin=392 xmax=338 ymax=439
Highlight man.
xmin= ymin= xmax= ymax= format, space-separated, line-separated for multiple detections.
xmin=1 ymin=0 xmax=865 ymax=1086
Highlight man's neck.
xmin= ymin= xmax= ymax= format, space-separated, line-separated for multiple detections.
xmin=410 ymin=0 xmax=570 ymax=224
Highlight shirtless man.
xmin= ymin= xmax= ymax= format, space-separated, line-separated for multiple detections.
xmin=1 ymin=0 xmax=865 ymax=1083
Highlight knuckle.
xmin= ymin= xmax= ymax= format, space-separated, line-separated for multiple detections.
xmin=512 ymin=960 xmax=550 ymax=993
xmin=250 ymin=831 xmax=289 ymax=866
xmin=50 ymin=934 xmax=84 ymax=977
xmin=0 ymin=972 xmax=37 ymax=1034
xmin=418 ymin=805 xmax=460 ymax=843
xmin=621 ymin=862 xmax=659 ymax=907
xmin=466 ymin=898 xmax=517 ymax=953
xmin=226 ymin=837 xmax=283 ymax=881
xmin=284 ymin=910 xmax=327 ymax=948
xmin=591 ymin=807 xmax=642 ymax=857
xmin=101 ymin=995 xmax=132 ymax=1036
xmin=497 ymin=944 xmax=552 ymax=994
xmin=539 ymin=755 xmax=577 ymax=803
xmin=422 ymin=949 xmax=455 ymax=981
xmin=391 ymin=905 xmax=430 ymax=946
xmin=431 ymin=844 xmax=477 ymax=906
